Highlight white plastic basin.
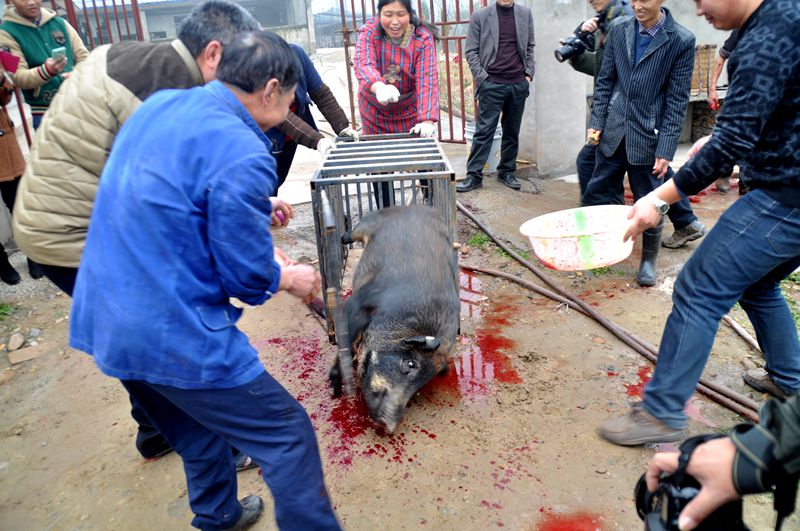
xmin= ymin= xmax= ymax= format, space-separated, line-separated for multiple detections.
xmin=519 ymin=205 xmax=634 ymax=271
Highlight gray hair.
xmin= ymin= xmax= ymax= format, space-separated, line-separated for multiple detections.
xmin=178 ymin=0 xmax=261 ymax=57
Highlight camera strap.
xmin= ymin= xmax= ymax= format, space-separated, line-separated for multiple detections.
xmin=773 ymin=469 xmax=798 ymax=531
xmin=673 ymin=433 xmax=727 ymax=486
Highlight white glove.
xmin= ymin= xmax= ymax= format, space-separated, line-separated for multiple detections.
xmin=410 ymin=121 xmax=437 ymax=138
xmin=316 ymin=137 xmax=334 ymax=156
xmin=373 ymin=81 xmax=400 ymax=105
xmin=339 ymin=126 xmax=360 ymax=141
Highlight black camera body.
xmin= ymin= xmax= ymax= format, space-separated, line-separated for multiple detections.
xmin=555 ymin=4 xmax=619 ymax=63
xmin=554 ymin=31 xmax=594 ymax=62
xmin=634 ymin=435 xmax=749 ymax=531
xmin=635 ymin=472 xmax=749 ymax=531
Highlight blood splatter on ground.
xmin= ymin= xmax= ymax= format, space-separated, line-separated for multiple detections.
xmin=537 ymin=511 xmax=605 ymax=531
xmin=625 ymin=366 xmax=652 ymax=397
xmin=684 ymin=397 xmax=718 ymax=428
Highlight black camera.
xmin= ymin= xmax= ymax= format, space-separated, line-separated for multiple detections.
xmin=634 ymin=435 xmax=749 ymax=531
xmin=554 ymin=31 xmax=593 ymax=63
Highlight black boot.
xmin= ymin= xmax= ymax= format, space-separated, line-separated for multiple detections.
xmin=636 ymin=220 xmax=664 ymax=287
xmin=0 ymin=246 xmax=20 ymax=285
xmin=27 ymin=258 xmax=44 ymax=280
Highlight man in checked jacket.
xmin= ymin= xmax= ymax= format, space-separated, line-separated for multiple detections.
xmin=583 ymin=0 xmax=705 ymax=287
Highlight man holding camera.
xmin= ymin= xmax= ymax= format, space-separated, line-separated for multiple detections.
xmin=601 ymin=0 xmax=800 ymax=465
xmin=0 ymin=0 xmax=87 ymax=129
xmin=582 ymin=0 xmax=705 ymax=287
xmin=561 ymin=0 xmax=632 ymax=201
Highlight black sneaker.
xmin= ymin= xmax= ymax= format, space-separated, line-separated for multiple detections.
xmin=497 ymin=173 xmax=521 ymax=190
xmin=456 ymin=176 xmax=482 ymax=193
xmin=224 ymin=495 xmax=264 ymax=531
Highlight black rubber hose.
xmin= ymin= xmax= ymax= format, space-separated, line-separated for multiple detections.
xmin=456 ymin=202 xmax=760 ymax=422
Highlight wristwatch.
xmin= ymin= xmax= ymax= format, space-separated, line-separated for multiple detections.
xmin=646 ymin=193 xmax=670 ymax=216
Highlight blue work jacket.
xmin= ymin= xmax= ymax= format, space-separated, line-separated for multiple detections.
xmin=70 ymin=81 xmax=282 ymax=389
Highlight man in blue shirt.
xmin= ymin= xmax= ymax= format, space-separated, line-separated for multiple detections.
xmin=70 ymin=31 xmax=340 ymax=530
xmin=600 ymin=0 xmax=800 ymax=448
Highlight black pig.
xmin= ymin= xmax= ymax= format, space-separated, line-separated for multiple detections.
xmin=331 ymin=205 xmax=459 ymax=432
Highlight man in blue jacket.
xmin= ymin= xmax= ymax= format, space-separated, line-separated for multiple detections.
xmin=600 ymin=0 xmax=800 ymax=448
xmin=583 ymin=0 xmax=705 ymax=286
xmin=69 ymin=31 xmax=340 ymax=530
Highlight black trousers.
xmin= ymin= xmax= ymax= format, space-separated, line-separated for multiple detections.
xmin=577 ymin=142 xmax=625 ymax=203
xmin=272 ymin=141 xmax=298 ymax=189
xmin=583 ymin=139 xmax=697 ymax=230
xmin=466 ymin=80 xmax=529 ymax=180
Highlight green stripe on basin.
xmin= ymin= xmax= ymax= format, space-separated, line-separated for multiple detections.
xmin=575 ymin=209 xmax=594 ymax=268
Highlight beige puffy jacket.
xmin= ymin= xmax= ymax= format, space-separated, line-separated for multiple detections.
xmin=13 ymin=40 xmax=203 ymax=267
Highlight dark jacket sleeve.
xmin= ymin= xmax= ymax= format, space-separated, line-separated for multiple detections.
xmin=569 ymin=51 xmax=598 ymax=78
xmin=465 ymin=10 xmax=488 ymax=91
xmin=672 ymin=25 xmax=798 ymax=196
xmin=655 ymin=31 xmax=695 ymax=161
xmin=588 ymin=18 xmax=622 ymax=131
xmin=277 ymin=112 xmax=322 ymax=150
xmin=524 ymin=7 xmax=535 ymax=80
xmin=730 ymin=394 xmax=800 ymax=494
xmin=310 ymin=84 xmax=350 ymax=135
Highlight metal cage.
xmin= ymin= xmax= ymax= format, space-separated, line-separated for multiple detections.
xmin=311 ymin=133 xmax=457 ymax=353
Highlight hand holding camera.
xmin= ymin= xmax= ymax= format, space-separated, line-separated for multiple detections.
xmin=636 ymin=435 xmax=747 ymax=531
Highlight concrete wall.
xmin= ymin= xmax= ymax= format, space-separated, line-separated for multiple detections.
xmin=517 ymin=0 xmax=587 ymax=178
xmin=517 ymin=0 xmax=734 ymax=178
xmin=143 ymin=12 xmax=179 ymax=41
xmin=271 ymin=25 xmax=313 ymax=54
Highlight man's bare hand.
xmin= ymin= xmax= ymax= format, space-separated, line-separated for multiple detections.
xmin=586 ymin=128 xmax=601 ymax=145
xmin=278 ymin=264 xmax=321 ymax=303
xmin=269 ymin=197 xmax=293 ymax=227
xmin=646 ymin=438 xmax=739 ymax=531
xmin=624 ymin=194 xmax=662 ymax=242
xmin=581 ymin=17 xmax=600 ymax=33
xmin=273 ymin=248 xmax=298 ymax=267
xmin=652 ymin=158 xmax=670 ymax=179
xmin=44 ymin=56 xmax=66 ymax=75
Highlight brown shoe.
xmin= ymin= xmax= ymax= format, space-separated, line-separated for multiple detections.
xmin=598 ymin=403 xmax=684 ymax=446
xmin=661 ymin=220 xmax=706 ymax=249
xmin=743 ymin=368 xmax=793 ymax=400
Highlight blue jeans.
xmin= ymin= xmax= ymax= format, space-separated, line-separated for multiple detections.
xmin=644 ymin=189 xmax=800 ymax=428
xmin=122 ymin=372 xmax=340 ymax=530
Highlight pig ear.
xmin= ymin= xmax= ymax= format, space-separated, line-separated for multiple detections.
xmin=403 ymin=335 xmax=441 ymax=351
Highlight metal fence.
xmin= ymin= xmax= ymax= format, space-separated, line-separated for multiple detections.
xmin=337 ymin=0 xmax=488 ymax=144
